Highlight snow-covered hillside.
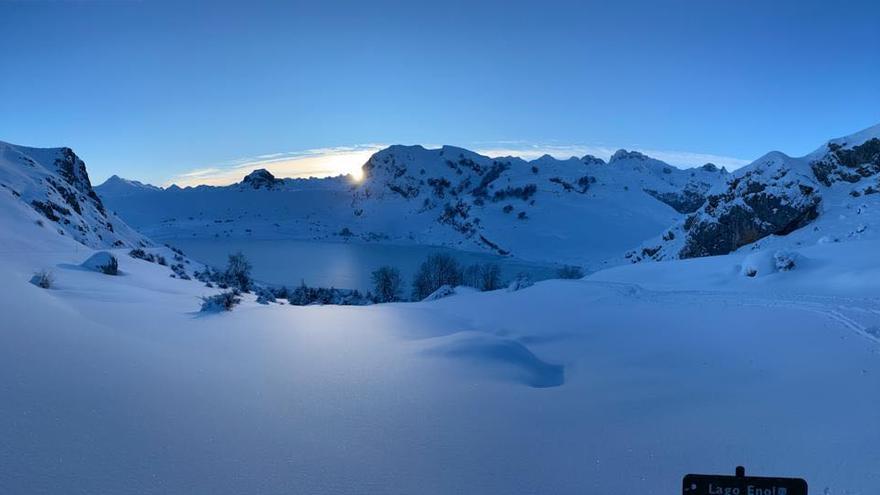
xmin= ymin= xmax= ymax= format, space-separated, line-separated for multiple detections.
xmin=2 ymin=136 xmax=879 ymax=493
xmin=629 ymin=124 xmax=880 ymax=262
xmin=351 ymin=146 xmax=726 ymax=265
xmin=3 ymin=161 xmax=880 ymax=493
xmin=97 ymin=147 xmax=727 ymax=267
xmin=0 ymin=141 xmax=150 ymax=249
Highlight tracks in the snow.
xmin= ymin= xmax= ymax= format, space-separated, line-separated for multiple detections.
xmin=586 ymin=281 xmax=880 ymax=345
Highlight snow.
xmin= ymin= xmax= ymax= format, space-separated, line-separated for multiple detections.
xmin=2 ymin=233 xmax=878 ymax=493
xmin=2 ymin=137 xmax=880 ymax=494
xmin=96 ymin=144 xmax=727 ymax=268
xmin=81 ymin=251 xmax=118 ymax=273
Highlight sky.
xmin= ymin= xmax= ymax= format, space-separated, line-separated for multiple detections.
xmin=1 ymin=0 xmax=878 ymax=186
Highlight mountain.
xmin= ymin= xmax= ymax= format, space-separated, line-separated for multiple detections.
xmin=628 ymin=123 xmax=880 ymax=262
xmin=0 ymin=141 xmax=150 ymax=249
xmin=97 ymin=175 xmax=162 ymax=197
xmin=4 ymin=135 xmax=880 ymax=495
xmin=95 ymin=171 xmax=355 ymax=242
xmin=97 ymin=147 xmax=727 ymax=267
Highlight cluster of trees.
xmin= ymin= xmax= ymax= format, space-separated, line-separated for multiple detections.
xmin=372 ymin=253 xmax=505 ymax=302
xmin=194 ymin=251 xmax=253 ymax=292
xmin=196 ymin=251 xmax=584 ymax=310
xmin=286 ymin=282 xmax=368 ymax=306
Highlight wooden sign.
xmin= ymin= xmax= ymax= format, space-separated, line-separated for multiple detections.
xmin=683 ymin=467 xmax=807 ymax=495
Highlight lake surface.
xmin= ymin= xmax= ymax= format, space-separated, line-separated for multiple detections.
xmin=167 ymin=238 xmax=559 ymax=293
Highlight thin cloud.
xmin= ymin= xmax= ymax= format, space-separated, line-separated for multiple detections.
xmin=166 ymin=144 xmax=387 ymax=187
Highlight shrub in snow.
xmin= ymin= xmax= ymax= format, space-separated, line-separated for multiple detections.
xmin=194 ymin=266 xmax=224 ymax=285
xmin=423 ymin=284 xmax=456 ymax=301
xmin=165 ymin=244 xmax=186 ymax=257
xmin=30 ymin=269 xmax=54 ymax=289
xmin=740 ymin=251 xmax=772 ymax=278
xmin=82 ymin=251 xmax=119 ymax=275
xmin=462 ymin=263 xmax=502 ymax=291
xmin=773 ymin=250 xmax=798 ymax=271
xmin=507 ymin=273 xmax=534 ymax=292
xmin=224 ymin=251 xmax=252 ymax=292
xmin=371 ymin=266 xmax=403 ymax=303
xmin=200 ymin=290 xmax=241 ymax=312
xmin=557 ymin=265 xmax=584 ymax=279
xmin=740 ymin=249 xmax=801 ymax=277
xmin=412 ymin=253 xmax=462 ymax=300
xmin=170 ymin=263 xmax=191 ymax=280
xmin=129 ymin=248 xmax=150 ymax=260
xmin=254 ymin=286 xmax=276 ymax=305
xmin=287 ymin=280 xmax=369 ymax=306
xmin=288 ymin=281 xmax=311 ymax=306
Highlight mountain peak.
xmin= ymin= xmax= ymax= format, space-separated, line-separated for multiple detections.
xmin=581 ymin=155 xmax=606 ymax=166
xmin=241 ymin=168 xmax=281 ymax=189
xmin=609 ymin=149 xmax=649 ymax=163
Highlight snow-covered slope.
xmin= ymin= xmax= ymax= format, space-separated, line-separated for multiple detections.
xmin=2 ymin=136 xmax=879 ymax=494
xmin=351 ymin=146 xmax=726 ymax=265
xmin=2 ymin=182 xmax=879 ymax=493
xmin=628 ymin=123 xmax=880 ymax=262
xmin=97 ymin=148 xmax=727 ymax=267
xmin=0 ymin=141 xmax=150 ymax=249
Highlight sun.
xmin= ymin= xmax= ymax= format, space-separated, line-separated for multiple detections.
xmin=349 ymin=164 xmax=364 ymax=182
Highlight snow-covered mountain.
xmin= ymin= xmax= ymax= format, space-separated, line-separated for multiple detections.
xmin=3 ymin=134 xmax=880 ymax=495
xmin=96 ymin=171 xmax=356 ymax=244
xmin=97 ymin=147 xmax=728 ymax=267
xmin=350 ymin=146 xmax=727 ymax=265
xmin=0 ymin=141 xmax=150 ymax=249
xmin=4 ymin=142 xmax=880 ymax=495
xmin=628 ymin=123 xmax=880 ymax=262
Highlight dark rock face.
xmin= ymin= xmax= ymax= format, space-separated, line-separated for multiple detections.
xmin=678 ymin=164 xmax=821 ymax=258
xmin=241 ymin=169 xmax=282 ymax=189
xmin=644 ymin=182 xmax=710 ymax=214
xmin=811 ymin=138 xmax=880 ymax=186
xmin=609 ymin=149 xmax=649 ymax=163
xmin=54 ymin=147 xmax=94 ymax=194
xmin=581 ymin=155 xmax=606 ymax=166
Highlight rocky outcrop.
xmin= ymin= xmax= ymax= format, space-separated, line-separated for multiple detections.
xmin=643 ymin=181 xmax=711 ymax=214
xmin=241 ymin=169 xmax=282 ymax=189
xmin=678 ymin=164 xmax=821 ymax=258
xmin=629 ymin=127 xmax=880 ymax=262
xmin=0 ymin=141 xmax=150 ymax=249
xmin=810 ymin=138 xmax=880 ymax=186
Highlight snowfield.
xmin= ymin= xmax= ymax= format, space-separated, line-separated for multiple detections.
xmin=2 ymin=182 xmax=879 ymax=494
xmin=2 ymin=130 xmax=880 ymax=494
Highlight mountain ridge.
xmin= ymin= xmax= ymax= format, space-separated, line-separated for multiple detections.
xmin=0 ymin=140 xmax=150 ymax=249
xmin=97 ymin=144 xmax=727 ymax=266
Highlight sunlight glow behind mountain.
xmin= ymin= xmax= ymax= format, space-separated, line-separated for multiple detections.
xmin=167 ymin=142 xmax=748 ymax=187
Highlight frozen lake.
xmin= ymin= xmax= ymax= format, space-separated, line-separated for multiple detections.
xmin=166 ymin=238 xmax=560 ymax=293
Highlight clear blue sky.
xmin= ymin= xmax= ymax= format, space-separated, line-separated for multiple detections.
xmin=1 ymin=0 xmax=878 ymax=185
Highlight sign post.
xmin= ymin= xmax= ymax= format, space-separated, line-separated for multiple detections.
xmin=683 ymin=466 xmax=807 ymax=495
